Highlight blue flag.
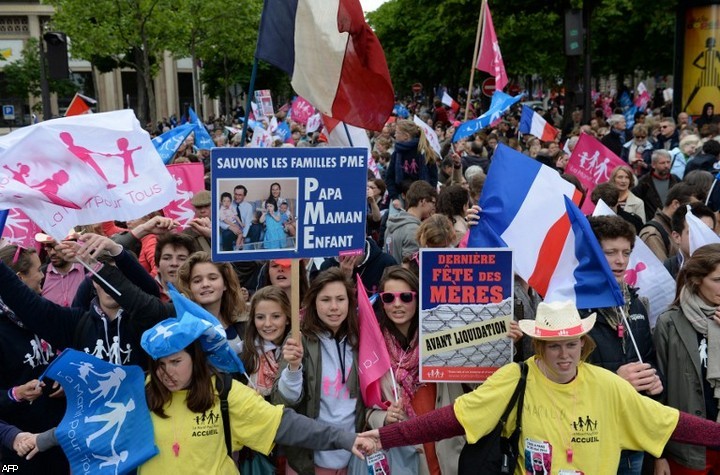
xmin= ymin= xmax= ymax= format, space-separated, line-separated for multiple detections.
xmin=275 ymin=121 xmax=291 ymax=142
xmin=0 ymin=209 xmax=7 ymax=238
xmin=452 ymin=91 xmax=522 ymax=142
xmin=393 ymin=103 xmax=409 ymax=119
xmin=167 ymin=284 xmax=247 ymax=374
xmin=40 ymin=349 xmax=157 ymax=475
xmin=624 ymin=105 xmax=637 ymax=129
xmin=188 ymin=107 xmax=215 ymax=150
xmin=618 ymin=91 xmax=632 ymax=108
xmin=151 ymin=123 xmax=194 ymax=164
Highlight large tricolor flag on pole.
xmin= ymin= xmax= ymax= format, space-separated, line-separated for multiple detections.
xmin=519 ymin=105 xmax=558 ymax=142
xmin=466 ymin=144 xmax=623 ymax=309
xmin=476 ymin=2 xmax=508 ymax=92
xmin=255 ymin=0 xmax=394 ymax=131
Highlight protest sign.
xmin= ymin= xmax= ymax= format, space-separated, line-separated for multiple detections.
xmin=419 ymin=248 xmax=513 ymax=382
xmin=163 ymin=163 xmax=206 ymax=230
xmin=565 ymin=133 xmax=626 ymax=214
xmin=254 ymin=90 xmax=275 ymax=117
xmin=211 ymin=147 xmax=367 ymax=261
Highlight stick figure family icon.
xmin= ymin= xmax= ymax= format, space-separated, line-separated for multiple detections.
xmin=578 ymin=150 xmax=611 ymax=183
xmin=0 ymin=132 xmax=142 ymax=209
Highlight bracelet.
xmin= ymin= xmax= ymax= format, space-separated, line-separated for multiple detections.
xmin=8 ymin=387 xmax=21 ymax=403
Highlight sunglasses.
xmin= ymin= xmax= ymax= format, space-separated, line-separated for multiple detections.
xmin=380 ymin=291 xmax=417 ymax=304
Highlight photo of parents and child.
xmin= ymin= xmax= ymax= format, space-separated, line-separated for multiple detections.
xmin=216 ymin=179 xmax=298 ymax=252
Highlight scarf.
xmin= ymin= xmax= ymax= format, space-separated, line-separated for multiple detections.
xmin=253 ymin=338 xmax=280 ymax=397
xmin=651 ymin=171 xmax=670 ymax=181
xmin=680 ymin=287 xmax=720 ymax=417
xmin=382 ymin=327 xmax=420 ymax=418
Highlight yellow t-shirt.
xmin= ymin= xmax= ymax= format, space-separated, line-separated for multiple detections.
xmin=454 ymin=357 xmax=679 ymax=475
xmin=139 ymin=377 xmax=283 ymax=475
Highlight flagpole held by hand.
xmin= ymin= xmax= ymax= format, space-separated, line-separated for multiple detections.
xmin=618 ymin=306 xmax=643 ymax=364
xmin=75 ymin=256 xmax=122 ymax=297
xmin=465 ymin=0 xmax=487 ymax=121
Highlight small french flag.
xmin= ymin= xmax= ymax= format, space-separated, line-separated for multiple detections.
xmin=519 ymin=105 xmax=558 ymax=142
xmin=441 ymin=92 xmax=460 ymax=113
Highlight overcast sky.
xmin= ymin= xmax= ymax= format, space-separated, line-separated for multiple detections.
xmin=359 ymin=0 xmax=388 ymax=12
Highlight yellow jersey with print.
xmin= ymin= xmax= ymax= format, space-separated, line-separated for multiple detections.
xmin=139 ymin=377 xmax=283 ymax=474
xmin=454 ymin=357 xmax=679 ymax=475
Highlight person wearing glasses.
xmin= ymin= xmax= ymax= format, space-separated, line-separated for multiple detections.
xmin=621 ymin=124 xmax=653 ymax=178
xmin=654 ymin=118 xmax=680 ymax=152
xmin=366 ymin=265 xmax=522 ymax=474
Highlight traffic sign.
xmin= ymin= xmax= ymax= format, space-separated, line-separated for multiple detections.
xmin=2 ymin=105 xmax=14 ymax=121
xmin=481 ymin=78 xmax=496 ymax=97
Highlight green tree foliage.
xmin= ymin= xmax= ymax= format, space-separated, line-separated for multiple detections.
xmin=3 ymin=38 xmax=77 ymax=114
xmin=45 ymin=0 xmax=188 ymax=125
xmin=369 ymin=0 xmax=677 ymax=98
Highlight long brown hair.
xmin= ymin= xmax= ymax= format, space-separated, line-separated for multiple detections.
xmin=675 ymin=243 xmax=720 ymax=304
xmin=377 ymin=266 xmax=419 ymax=349
xmin=242 ymin=286 xmax=291 ymax=373
xmin=176 ymin=251 xmax=247 ymax=326
xmin=301 ymin=268 xmax=358 ymax=347
xmin=395 ymin=119 xmax=438 ymax=165
xmin=146 ymin=341 xmax=222 ymax=417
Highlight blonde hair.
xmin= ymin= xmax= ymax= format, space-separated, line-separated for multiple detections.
xmin=396 ymin=120 xmax=438 ymax=165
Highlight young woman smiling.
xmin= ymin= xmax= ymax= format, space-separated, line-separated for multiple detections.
xmin=273 ymin=268 xmax=365 ymax=475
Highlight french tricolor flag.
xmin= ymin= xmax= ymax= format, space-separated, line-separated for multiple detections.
xmin=441 ymin=92 xmax=460 ymax=113
xmin=518 ymin=105 xmax=558 ymax=142
xmin=466 ymin=144 xmax=623 ymax=309
xmin=255 ymin=0 xmax=394 ymax=132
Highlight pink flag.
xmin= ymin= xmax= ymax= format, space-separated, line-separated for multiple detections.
xmin=565 ymin=133 xmax=626 ymax=214
xmin=290 ymin=96 xmax=315 ymax=125
xmin=1 ymin=208 xmax=42 ymax=250
xmin=476 ymin=4 xmax=508 ymax=92
xmin=356 ymin=275 xmax=391 ymax=409
xmin=162 ymin=163 xmax=206 ymax=231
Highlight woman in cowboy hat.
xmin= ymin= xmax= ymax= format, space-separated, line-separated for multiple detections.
xmin=356 ymin=300 xmax=720 ymax=474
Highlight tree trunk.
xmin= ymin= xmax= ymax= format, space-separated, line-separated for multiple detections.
xmin=142 ymin=36 xmax=157 ymax=127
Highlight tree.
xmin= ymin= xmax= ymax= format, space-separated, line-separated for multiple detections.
xmin=368 ymin=0 xmax=677 ymax=106
xmin=3 ymin=38 xmax=77 ymax=117
xmin=45 ymin=0 xmax=189 ymax=125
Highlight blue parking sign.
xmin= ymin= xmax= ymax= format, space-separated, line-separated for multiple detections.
xmin=2 ymin=105 xmax=14 ymax=120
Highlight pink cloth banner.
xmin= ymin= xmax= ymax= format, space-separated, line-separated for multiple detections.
xmin=1 ymin=208 xmax=42 ymax=250
xmin=565 ymin=133 xmax=626 ymax=214
xmin=290 ymin=96 xmax=315 ymax=125
xmin=163 ymin=163 xmax=206 ymax=231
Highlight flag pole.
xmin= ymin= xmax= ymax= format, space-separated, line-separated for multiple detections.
xmin=465 ymin=0 xmax=487 ymax=121
xmin=343 ymin=123 xmax=355 ymax=147
xmin=240 ymin=58 xmax=259 ymax=147
xmin=618 ymin=307 xmax=643 ymax=364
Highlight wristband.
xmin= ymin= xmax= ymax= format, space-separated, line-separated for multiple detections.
xmin=9 ymin=386 xmax=21 ymax=402
xmin=91 ymin=261 xmax=104 ymax=273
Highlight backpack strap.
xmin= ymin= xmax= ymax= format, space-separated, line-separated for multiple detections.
xmin=499 ymin=362 xmax=528 ymax=427
xmin=216 ymin=372 xmax=233 ymax=456
xmin=642 ymin=220 xmax=671 ymax=253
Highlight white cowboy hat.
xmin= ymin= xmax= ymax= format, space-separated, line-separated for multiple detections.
xmin=518 ymin=300 xmax=596 ymax=341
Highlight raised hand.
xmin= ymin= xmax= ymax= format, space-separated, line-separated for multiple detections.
xmin=282 ymin=338 xmax=304 ymax=371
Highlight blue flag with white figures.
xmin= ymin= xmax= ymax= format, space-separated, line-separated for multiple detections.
xmin=452 ymin=91 xmax=522 ymax=142
xmin=151 ymin=123 xmax=194 ymax=164
xmin=167 ymin=284 xmax=247 ymax=374
xmin=40 ymin=349 xmax=157 ymax=475
xmin=188 ymin=107 xmax=215 ymax=150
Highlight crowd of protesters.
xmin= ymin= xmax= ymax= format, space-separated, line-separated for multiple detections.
xmin=4 ymin=85 xmax=720 ymax=474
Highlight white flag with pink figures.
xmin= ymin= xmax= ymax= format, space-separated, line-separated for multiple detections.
xmin=0 ymin=110 xmax=176 ymax=240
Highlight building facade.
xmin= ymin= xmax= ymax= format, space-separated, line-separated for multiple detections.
xmin=0 ymin=1 xmax=214 ymax=125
